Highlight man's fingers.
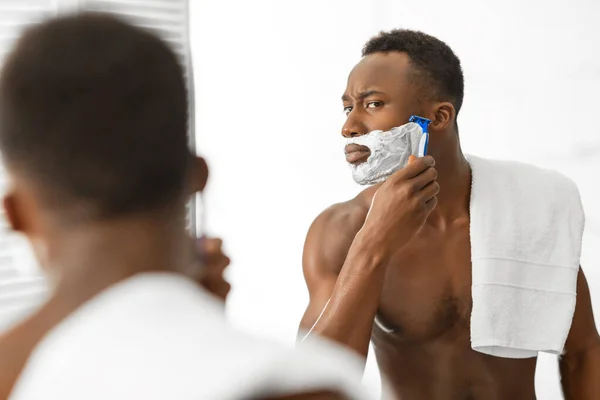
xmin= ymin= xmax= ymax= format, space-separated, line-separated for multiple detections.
xmin=420 ymin=180 xmax=440 ymax=201
xmin=200 ymin=277 xmax=231 ymax=301
xmin=202 ymin=255 xmax=231 ymax=275
xmin=199 ymin=237 xmax=223 ymax=253
xmin=196 ymin=237 xmax=224 ymax=264
xmin=412 ymin=166 xmax=438 ymax=189
xmin=391 ymin=155 xmax=435 ymax=181
xmin=424 ymin=195 xmax=438 ymax=212
xmin=191 ymin=236 xmax=230 ymax=275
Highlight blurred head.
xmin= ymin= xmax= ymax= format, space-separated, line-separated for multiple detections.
xmin=342 ymin=29 xmax=464 ymax=167
xmin=0 ymin=13 xmax=208 ymax=268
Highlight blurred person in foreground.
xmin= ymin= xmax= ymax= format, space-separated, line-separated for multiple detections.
xmin=0 ymin=13 xmax=374 ymax=400
xmin=299 ymin=29 xmax=600 ymax=399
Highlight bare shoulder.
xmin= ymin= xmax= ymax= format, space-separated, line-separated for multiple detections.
xmin=303 ymin=185 xmax=379 ymax=276
xmin=309 ymin=184 xmax=379 ymax=236
xmin=310 ymin=197 xmax=369 ymax=237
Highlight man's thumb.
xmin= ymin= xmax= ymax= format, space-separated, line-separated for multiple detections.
xmin=408 ymin=155 xmax=417 ymax=164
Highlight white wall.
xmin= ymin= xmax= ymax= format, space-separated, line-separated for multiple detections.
xmin=191 ymin=1 xmax=600 ymax=399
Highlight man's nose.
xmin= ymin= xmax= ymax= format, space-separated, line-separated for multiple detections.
xmin=341 ymin=114 xmax=368 ymax=138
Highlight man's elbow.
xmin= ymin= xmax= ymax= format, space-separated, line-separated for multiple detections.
xmin=297 ymin=307 xmax=318 ymax=342
xmin=298 ymin=299 xmax=331 ymax=339
xmin=560 ymin=338 xmax=600 ymax=371
xmin=560 ymin=339 xmax=600 ymax=399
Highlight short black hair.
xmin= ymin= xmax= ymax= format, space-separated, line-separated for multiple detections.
xmin=0 ymin=12 xmax=190 ymax=220
xmin=362 ymin=29 xmax=464 ymax=119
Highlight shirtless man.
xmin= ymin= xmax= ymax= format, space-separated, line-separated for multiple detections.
xmin=300 ymin=29 xmax=600 ymax=399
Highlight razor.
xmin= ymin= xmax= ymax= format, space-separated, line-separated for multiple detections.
xmin=409 ymin=115 xmax=431 ymax=157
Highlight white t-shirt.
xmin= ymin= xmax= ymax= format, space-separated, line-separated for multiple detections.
xmin=9 ymin=273 xmax=374 ymax=400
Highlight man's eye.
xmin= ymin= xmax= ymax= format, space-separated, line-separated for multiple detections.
xmin=343 ymin=106 xmax=353 ymax=116
xmin=367 ymin=101 xmax=383 ymax=109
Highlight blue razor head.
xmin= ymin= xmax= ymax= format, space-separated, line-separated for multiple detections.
xmin=408 ymin=115 xmax=431 ymax=133
xmin=409 ymin=115 xmax=431 ymax=157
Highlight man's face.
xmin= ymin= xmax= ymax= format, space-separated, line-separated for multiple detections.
xmin=342 ymin=52 xmax=422 ymax=166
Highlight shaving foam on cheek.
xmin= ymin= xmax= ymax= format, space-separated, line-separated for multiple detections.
xmin=346 ymin=122 xmax=424 ymax=186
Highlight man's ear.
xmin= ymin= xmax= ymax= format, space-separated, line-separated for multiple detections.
xmin=3 ymin=191 xmax=25 ymax=233
xmin=188 ymin=156 xmax=209 ymax=195
xmin=429 ymin=102 xmax=456 ymax=132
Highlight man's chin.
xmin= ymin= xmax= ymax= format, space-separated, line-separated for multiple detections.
xmin=350 ymin=164 xmax=393 ymax=186
xmin=348 ymin=161 xmax=367 ymax=170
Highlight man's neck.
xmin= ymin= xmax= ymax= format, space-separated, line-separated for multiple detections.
xmin=46 ymin=213 xmax=192 ymax=306
xmin=0 ymin=212 xmax=192 ymax=399
xmin=427 ymin=146 xmax=471 ymax=226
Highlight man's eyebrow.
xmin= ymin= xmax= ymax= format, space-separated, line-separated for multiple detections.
xmin=341 ymin=90 xmax=386 ymax=102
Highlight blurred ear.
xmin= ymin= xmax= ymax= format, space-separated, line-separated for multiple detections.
xmin=188 ymin=155 xmax=209 ymax=195
xmin=3 ymin=190 xmax=25 ymax=233
xmin=429 ymin=102 xmax=455 ymax=132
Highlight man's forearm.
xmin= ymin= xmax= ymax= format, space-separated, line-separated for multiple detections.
xmin=304 ymin=232 xmax=390 ymax=359
xmin=560 ymin=342 xmax=600 ymax=400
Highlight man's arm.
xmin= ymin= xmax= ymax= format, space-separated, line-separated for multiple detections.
xmin=559 ymin=267 xmax=600 ymax=400
xmin=299 ymin=204 xmax=389 ymax=360
xmin=299 ymin=202 xmax=365 ymax=333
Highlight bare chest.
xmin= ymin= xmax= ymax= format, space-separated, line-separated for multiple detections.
xmin=374 ymin=223 xmax=473 ymax=343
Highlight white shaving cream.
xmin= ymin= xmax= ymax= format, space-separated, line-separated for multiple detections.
xmin=346 ymin=121 xmax=425 ymax=185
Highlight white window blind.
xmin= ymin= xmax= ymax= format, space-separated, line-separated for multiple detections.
xmin=0 ymin=0 xmax=57 ymax=333
xmin=0 ymin=0 xmax=195 ymax=332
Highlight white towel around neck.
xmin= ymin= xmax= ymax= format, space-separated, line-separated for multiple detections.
xmin=468 ymin=155 xmax=585 ymax=359
xmin=10 ymin=273 xmax=375 ymax=400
